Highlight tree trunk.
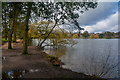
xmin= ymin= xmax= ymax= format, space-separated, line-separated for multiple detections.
xmin=8 ymin=29 xmax=12 ymax=49
xmin=4 ymin=30 xmax=7 ymax=40
xmin=22 ymin=24 xmax=29 ymax=54
xmin=8 ymin=20 xmax=14 ymax=49
xmin=22 ymin=3 xmax=32 ymax=54
xmin=4 ymin=9 xmax=8 ymax=40
xmin=8 ymin=5 xmax=16 ymax=49
xmin=13 ymin=18 xmax=17 ymax=42
xmin=13 ymin=29 xmax=16 ymax=42
xmin=4 ymin=24 xmax=8 ymax=40
xmin=78 ymin=30 xmax=81 ymax=37
xmin=39 ymin=22 xmax=57 ymax=48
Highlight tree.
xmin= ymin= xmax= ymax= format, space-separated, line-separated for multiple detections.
xmin=89 ymin=34 xmax=95 ymax=39
xmin=73 ymin=33 xmax=79 ymax=38
xmin=48 ymin=29 xmax=68 ymax=49
xmin=99 ymin=33 xmax=104 ymax=38
xmin=82 ymin=31 xmax=89 ymax=38
xmin=104 ymin=31 xmax=114 ymax=39
xmin=35 ymin=2 xmax=97 ymax=48
xmin=22 ymin=2 xmax=97 ymax=54
xmin=22 ymin=2 xmax=33 ymax=54
xmin=2 ymin=3 xmax=8 ymax=40
xmin=6 ymin=3 xmax=15 ymax=49
xmin=2 ymin=2 xmax=97 ymax=54
xmin=94 ymin=34 xmax=99 ymax=39
xmin=2 ymin=2 xmax=23 ymax=49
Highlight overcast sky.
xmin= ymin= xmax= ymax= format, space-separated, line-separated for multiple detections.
xmin=68 ymin=2 xmax=119 ymax=33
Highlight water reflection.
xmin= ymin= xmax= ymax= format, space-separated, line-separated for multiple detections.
xmin=2 ymin=56 xmax=6 ymax=60
xmin=2 ymin=69 xmax=28 ymax=79
xmin=29 ymin=69 xmax=39 ymax=72
xmin=2 ymin=69 xmax=40 ymax=79
xmin=45 ymin=46 xmax=67 ymax=58
xmin=32 ymin=39 xmax=119 ymax=78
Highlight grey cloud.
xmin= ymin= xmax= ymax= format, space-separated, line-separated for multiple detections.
xmin=83 ymin=11 xmax=118 ymax=33
xmin=78 ymin=2 xmax=118 ymax=26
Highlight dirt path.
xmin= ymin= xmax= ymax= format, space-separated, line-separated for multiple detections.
xmin=2 ymin=40 xmax=105 ymax=79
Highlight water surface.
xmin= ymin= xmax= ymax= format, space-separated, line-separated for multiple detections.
xmin=32 ymin=39 xmax=119 ymax=78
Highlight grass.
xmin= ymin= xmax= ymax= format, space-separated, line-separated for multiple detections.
xmin=2 ymin=38 xmax=8 ymax=42
xmin=2 ymin=38 xmax=17 ymax=42
xmin=48 ymin=55 xmax=55 ymax=58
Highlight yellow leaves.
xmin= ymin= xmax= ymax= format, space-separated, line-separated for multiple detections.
xmin=94 ymin=34 xmax=99 ymax=39
xmin=28 ymin=25 xmax=38 ymax=38
xmin=29 ymin=20 xmax=69 ymax=40
xmin=28 ymin=20 xmax=55 ymax=39
xmin=49 ymin=29 xmax=68 ymax=40
xmin=89 ymin=34 xmax=99 ymax=39
xmin=73 ymin=33 xmax=79 ymax=38
xmin=89 ymin=34 xmax=95 ymax=39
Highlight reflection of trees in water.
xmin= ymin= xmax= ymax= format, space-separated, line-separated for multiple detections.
xmin=48 ymin=46 xmax=67 ymax=58
xmin=82 ymin=44 xmax=118 ymax=78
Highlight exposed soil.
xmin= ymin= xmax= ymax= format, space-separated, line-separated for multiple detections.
xmin=2 ymin=40 xmax=105 ymax=79
xmin=2 ymin=41 xmax=7 ymax=45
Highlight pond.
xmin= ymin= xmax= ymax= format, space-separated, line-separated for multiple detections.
xmin=32 ymin=39 xmax=119 ymax=78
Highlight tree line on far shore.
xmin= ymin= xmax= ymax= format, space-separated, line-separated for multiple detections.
xmin=70 ymin=31 xmax=120 ymax=39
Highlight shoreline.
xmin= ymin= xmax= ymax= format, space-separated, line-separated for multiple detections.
xmin=2 ymin=40 xmax=106 ymax=79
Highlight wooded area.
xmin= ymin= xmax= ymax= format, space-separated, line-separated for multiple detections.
xmin=2 ymin=2 xmax=97 ymax=54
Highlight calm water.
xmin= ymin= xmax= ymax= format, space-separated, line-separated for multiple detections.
xmin=32 ymin=39 xmax=119 ymax=78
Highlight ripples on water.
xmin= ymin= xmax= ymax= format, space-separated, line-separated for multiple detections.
xmin=32 ymin=39 xmax=119 ymax=78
